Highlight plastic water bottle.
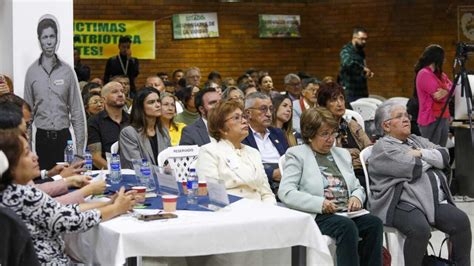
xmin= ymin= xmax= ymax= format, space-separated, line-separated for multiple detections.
xmin=140 ymin=159 xmax=156 ymax=191
xmin=84 ymin=149 xmax=93 ymax=175
xmin=64 ymin=140 xmax=74 ymax=164
xmin=109 ymin=153 xmax=121 ymax=184
xmin=187 ymin=168 xmax=198 ymax=205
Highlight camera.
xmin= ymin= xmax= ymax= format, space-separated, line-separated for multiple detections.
xmin=456 ymin=42 xmax=474 ymax=57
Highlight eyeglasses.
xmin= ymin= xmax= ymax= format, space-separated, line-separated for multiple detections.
xmin=286 ymin=83 xmax=301 ymax=88
xmin=384 ymin=113 xmax=412 ymax=122
xmin=225 ymin=113 xmax=248 ymax=123
xmin=317 ymin=131 xmax=340 ymax=140
xmin=248 ymin=105 xmax=274 ymax=114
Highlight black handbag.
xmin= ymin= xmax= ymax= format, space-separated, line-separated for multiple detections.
xmin=422 ymin=238 xmax=455 ymax=266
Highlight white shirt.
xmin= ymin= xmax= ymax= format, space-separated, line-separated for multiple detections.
xmin=250 ymin=126 xmax=280 ymax=164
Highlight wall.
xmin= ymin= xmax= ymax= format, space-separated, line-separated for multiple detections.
xmin=74 ymin=0 xmax=472 ymax=98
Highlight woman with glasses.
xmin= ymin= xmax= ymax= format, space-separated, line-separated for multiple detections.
xmin=278 ymin=107 xmax=383 ymax=266
xmin=369 ymin=102 xmax=471 ymax=266
xmin=159 ymin=92 xmax=185 ymax=146
xmin=119 ymin=87 xmax=171 ymax=169
xmin=83 ymin=92 xmax=104 ymax=118
xmin=317 ymin=82 xmax=372 ymax=190
xmin=292 ymin=78 xmax=320 ymax=134
xmin=196 ymin=99 xmax=276 ymax=204
xmin=415 ymin=44 xmax=452 ymax=146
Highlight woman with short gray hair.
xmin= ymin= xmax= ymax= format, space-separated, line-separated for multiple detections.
xmin=279 ymin=107 xmax=383 ymax=266
xmin=369 ymin=102 xmax=471 ymax=266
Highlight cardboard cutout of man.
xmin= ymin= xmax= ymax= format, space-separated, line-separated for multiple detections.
xmin=24 ymin=15 xmax=86 ymax=170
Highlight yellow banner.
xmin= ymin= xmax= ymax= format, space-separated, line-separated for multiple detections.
xmin=74 ymin=20 xmax=155 ymax=59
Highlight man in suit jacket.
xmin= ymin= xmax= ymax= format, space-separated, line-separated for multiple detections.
xmin=179 ymin=88 xmax=221 ymax=146
xmin=242 ymin=92 xmax=288 ymax=191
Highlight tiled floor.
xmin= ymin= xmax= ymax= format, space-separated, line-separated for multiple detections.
xmin=430 ymin=197 xmax=474 ymax=264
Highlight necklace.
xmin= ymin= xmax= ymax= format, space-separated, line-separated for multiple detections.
xmin=118 ymin=55 xmax=129 ymax=75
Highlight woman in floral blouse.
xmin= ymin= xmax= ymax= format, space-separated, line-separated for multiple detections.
xmin=0 ymin=130 xmax=135 ymax=264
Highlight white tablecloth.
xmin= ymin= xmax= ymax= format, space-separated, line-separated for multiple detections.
xmin=67 ymin=199 xmax=332 ymax=265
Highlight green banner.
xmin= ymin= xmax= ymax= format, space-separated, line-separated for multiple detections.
xmin=74 ymin=20 xmax=155 ymax=59
xmin=259 ymin=15 xmax=301 ymax=38
xmin=172 ymin=13 xmax=219 ymax=40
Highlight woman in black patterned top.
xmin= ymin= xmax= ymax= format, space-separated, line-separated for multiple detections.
xmin=0 ymin=130 xmax=135 ymax=264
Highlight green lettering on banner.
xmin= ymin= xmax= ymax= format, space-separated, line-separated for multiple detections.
xmin=133 ymin=35 xmax=141 ymax=44
xmin=74 ymin=34 xmax=127 ymax=44
xmin=118 ymin=23 xmax=126 ymax=32
xmin=97 ymin=23 xmax=109 ymax=32
xmin=75 ymin=46 xmax=104 ymax=56
xmin=75 ymin=22 xmax=84 ymax=32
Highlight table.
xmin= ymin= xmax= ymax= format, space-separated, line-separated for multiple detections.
xmin=66 ymin=198 xmax=333 ymax=265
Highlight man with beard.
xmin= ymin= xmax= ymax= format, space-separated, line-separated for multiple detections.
xmin=87 ymin=81 xmax=129 ymax=169
xmin=24 ymin=16 xmax=86 ymax=170
xmin=339 ymin=27 xmax=374 ymax=102
xmin=103 ymin=36 xmax=139 ymax=97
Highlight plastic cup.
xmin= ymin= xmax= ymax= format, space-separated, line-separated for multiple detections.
xmin=132 ymin=186 xmax=146 ymax=203
xmin=198 ymin=181 xmax=207 ymax=196
xmin=162 ymin=195 xmax=178 ymax=212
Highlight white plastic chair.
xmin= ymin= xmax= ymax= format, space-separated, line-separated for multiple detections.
xmin=110 ymin=141 xmax=119 ymax=154
xmin=387 ymin=97 xmax=409 ymax=106
xmin=350 ymin=101 xmax=378 ymax=121
xmin=360 ymin=146 xmax=405 ymax=266
xmin=278 ymin=155 xmax=337 ymax=261
xmin=355 ymin=97 xmax=383 ymax=107
xmin=369 ymin=94 xmax=387 ymax=102
xmin=343 ymin=109 xmax=365 ymax=130
xmin=157 ymin=145 xmax=200 ymax=181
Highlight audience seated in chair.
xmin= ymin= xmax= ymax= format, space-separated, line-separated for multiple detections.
xmin=179 ymin=87 xmax=221 ymax=146
xmin=160 ymin=92 xmax=185 ymax=146
xmin=368 ymin=101 xmax=471 ymax=266
xmin=174 ymin=85 xmax=201 ymax=126
xmin=0 ymin=130 xmax=135 ymax=264
xmin=120 ymin=87 xmax=170 ymax=169
xmin=278 ymin=107 xmax=383 ymax=266
xmin=317 ymin=82 xmax=372 ymax=191
xmin=242 ymin=92 xmax=288 ymax=193
xmin=272 ymin=94 xmax=298 ymax=147
xmin=196 ymin=100 xmax=276 ymax=204
xmin=292 ymin=77 xmax=320 ymax=134
xmin=0 ymin=100 xmax=106 ymax=204
xmin=87 ymin=81 xmax=130 ymax=170
xmin=283 ymin=73 xmax=301 ymax=102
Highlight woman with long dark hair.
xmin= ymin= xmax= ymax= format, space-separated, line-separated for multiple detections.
xmin=271 ymin=94 xmax=297 ymax=146
xmin=119 ymin=87 xmax=171 ymax=169
xmin=415 ymin=44 xmax=452 ymax=146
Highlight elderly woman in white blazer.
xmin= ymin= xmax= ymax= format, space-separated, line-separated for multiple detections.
xmin=278 ymin=107 xmax=383 ymax=266
xmin=120 ymin=87 xmax=170 ymax=169
xmin=196 ymin=100 xmax=276 ymax=204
